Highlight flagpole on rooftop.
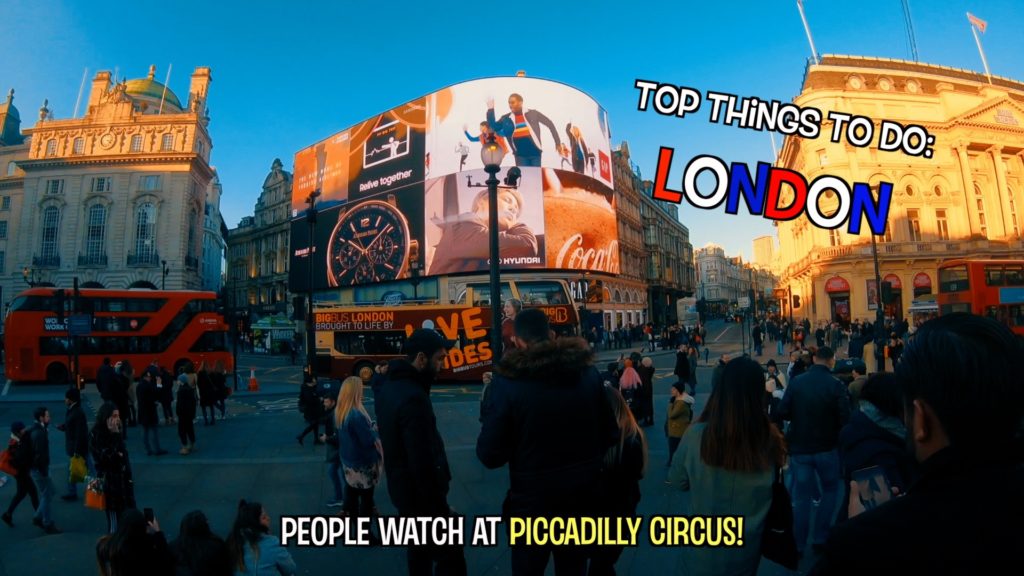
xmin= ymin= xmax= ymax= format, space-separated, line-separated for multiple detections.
xmin=967 ymin=12 xmax=992 ymax=84
xmin=797 ymin=0 xmax=820 ymax=65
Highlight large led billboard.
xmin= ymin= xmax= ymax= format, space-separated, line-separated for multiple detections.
xmin=291 ymin=77 xmax=617 ymax=292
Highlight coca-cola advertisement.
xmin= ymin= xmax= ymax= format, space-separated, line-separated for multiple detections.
xmin=543 ymin=168 xmax=620 ymax=275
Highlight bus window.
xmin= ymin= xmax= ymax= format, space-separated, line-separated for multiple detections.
xmin=940 ymin=303 xmax=971 ymax=315
xmin=469 ymin=283 xmax=513 ymax=306
xmin=10 ymin=296 xmax=56 ymax=312
xmin=189 ymin=331 xmax=228 ymax=353
xmin=938 ymin=266 xmax=969 ymax=292
xmin=1005 ymin=265 xmax=1024 ymax=286
xmin=985 ymin=266 xmax=1005 ymax=286
xmin=517 ymin=281 xmax=570 ymax=305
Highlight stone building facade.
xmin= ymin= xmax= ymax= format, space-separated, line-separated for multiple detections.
xmin=0 ymin=65 xmax=221 ymax=307
xmin=225 ymin=158 xmax=293 ymax=322
xmin=776 ymin=55 xmax=1024 ymax=326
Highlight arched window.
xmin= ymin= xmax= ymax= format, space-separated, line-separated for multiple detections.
xmin=85 ymin=204 xmax=107 ymax=262
xmin=40 ymin=206 xmax=61 ymax=262
xmin=135 ymin=203 xmax=156 ymax=262
xmin=130 ymin=134 xmax=143 ymax=153
xmin=5 ymin=161 xmax=15 ymax=176
xmin=45 ymin=139 xmax=57 ymax=157
xmin=974 ymin=184 xmax=988 ymax=237
xmin=161 ymin=133 xmax=174 ymax=151
xmin=73 ymin=137 xmax=85 ymax=155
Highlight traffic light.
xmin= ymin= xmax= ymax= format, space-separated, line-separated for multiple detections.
xmin=54 ymin=289 xmax=66 ymax=322
xmin=792 ymin=294 xmax=801 ymax=309
xmin=881 ymin=281 xmax=894 ymax=305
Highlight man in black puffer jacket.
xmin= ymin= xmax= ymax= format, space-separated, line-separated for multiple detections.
xmin=478 ymin=308 xmax=618 ymax=575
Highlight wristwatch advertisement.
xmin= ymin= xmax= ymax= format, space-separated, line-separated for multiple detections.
xmin=325 ymin=192 xmax=422 ymax=287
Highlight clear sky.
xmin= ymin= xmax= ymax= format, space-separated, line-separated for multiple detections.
xmin=3 ymin=0 xmax=1023 ymax=262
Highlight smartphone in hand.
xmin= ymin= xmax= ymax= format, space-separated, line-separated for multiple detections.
xmin=144 ymin=507 xmax=155 ymax=523
xmin=851 ymin=466 xmax=893 ymax=511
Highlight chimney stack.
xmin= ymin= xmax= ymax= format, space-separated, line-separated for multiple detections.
xmin=87 ymin=71 xmax=112 ymax=110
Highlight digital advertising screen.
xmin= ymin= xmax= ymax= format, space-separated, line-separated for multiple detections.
xmin=291 ymin=77 xmax=618 ymax=289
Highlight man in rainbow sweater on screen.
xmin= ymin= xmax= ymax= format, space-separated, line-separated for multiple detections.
xmin=487 ymin=93 xmax=561 ymax=167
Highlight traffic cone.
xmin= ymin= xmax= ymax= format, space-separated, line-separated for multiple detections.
xmin=248 ymin=367 xmax=259 ymax=392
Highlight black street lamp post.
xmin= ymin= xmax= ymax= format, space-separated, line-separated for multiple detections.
xmin=871 ymin=233 xmax=886 ymax=371
xmin=481 ymin=136 xmax=506 ymax=365
xmin=162 ymin=260 xmax=169 ymax=290
xmin=305 ymin=189 xmax=321 ymax=382
xmin=22 ymin=267 xmax=40 ymax=287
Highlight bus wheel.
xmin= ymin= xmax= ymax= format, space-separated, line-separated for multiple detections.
xmin=354 ymin=361 xmax=374 ymax=383
xmin=46 ymin=362 xmax=69 ymax=385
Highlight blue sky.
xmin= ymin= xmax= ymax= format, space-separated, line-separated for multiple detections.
xmin=3 ymin=0 xmax=1023 ymax=262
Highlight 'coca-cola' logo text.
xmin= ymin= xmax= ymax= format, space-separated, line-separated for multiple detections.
xmin=555 ymin=234 xmax=620 ymax=274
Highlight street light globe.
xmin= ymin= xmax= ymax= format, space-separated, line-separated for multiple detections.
xmin=480 ymin=135 xmax=505 ymax=168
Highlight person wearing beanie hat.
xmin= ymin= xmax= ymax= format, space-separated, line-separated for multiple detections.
xmin=2 ymin=421 xmax=38 ymax=526
xmin=59 ymin=386 xmax=90 ymax=501
xmin=427 ymin=172 xmax=539 ymax=275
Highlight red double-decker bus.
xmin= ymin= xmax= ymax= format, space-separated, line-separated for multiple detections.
xmin=4 ymin=288 xmax=233 ymax=384
xmin=937 ymin=259 xmax=1024 ymax=337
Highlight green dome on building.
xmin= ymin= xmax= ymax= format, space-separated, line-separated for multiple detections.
xmin=124 ymin=65 xmax=183 ymax=112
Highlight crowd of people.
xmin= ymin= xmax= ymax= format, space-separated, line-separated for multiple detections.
xmin=1 ymin=310 xmax=1020 ymax=574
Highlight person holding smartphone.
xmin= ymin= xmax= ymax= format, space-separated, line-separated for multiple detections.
xmin=812 ymin=314 xmax=1024 ymax=574
xmin=96 ymin=507 xmax=175 ymax=576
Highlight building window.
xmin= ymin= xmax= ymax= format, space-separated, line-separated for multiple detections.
xmin=907 ymin=209 xmax=922 ymax=242
xmin=828 ymin=228 xmax=841 ymax=246
xmin=187 ymin=208 xmax=197 ymax=260
xmin=936 ymin=209 xmax=949 ymax=240
xmin=86 ymin=204 xmax=107 ymax=261
xmin=0 ymin=250 xmax=5 ymax=273
xmin=130 ymin=134 xmax=143 ymax=152
xmin=0 ymin=197 xmax=8 ymax=210
xmin=91 ymin=177 xmax=110 ymax=193
xmin=905 ymin=185 xmax=915 ymax=197
xmin=974 ymin=184 xmax=987 ymax=237
xmin=73 ymin=137 xmax=85 ymax=155
xmin=45 ymin=139 xmax=57 ymax=156
xmin=1009 ymin=188 xmax=1020 ymax=237
xmin=45 ymin=179 xmax=64 ymax=195
xmin=141 ymin=175 xmax=161 ymax=190
xmin=0 ymin=220 xmax=6 ymax=239
xmin=41 ymin=206 xmax=61 ymax=261
xmin=161 ymin=133 xmax=174 ymax=151
xmin=933 ymin=185 xmax=943 ymax=197
xmin=135 ymin=203 xmax=156 ymax=260
xmin=5 ymin=162 xmax=14 ymax=176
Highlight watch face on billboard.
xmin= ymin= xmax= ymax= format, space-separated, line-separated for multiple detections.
xmin=425 ymin=78 xmax=614 ymax=189
xmin=290 ymin=185 xmax=425 ymax=292
xmin=423 ymin=168 xmax=546 ymax=276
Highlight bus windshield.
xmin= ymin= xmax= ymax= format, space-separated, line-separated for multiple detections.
xmin=938 ymin=265 xmax=969 ymax=292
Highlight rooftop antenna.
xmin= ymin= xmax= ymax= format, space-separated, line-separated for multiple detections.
xmin=901 ymin=0 xmax=919 ymax=62
xmin=72 ymin=67 xmax=88 ymax=118
xmin=158 ymin=63 xmax=172 ymax=114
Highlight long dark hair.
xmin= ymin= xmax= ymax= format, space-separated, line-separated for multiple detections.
xmin=91 ymin=402 xmax=121 ymax=446
xmin=603 ymin=385 xmax=648 ymax=476
xmin=176 ymin=510 xmax=224 ymax=572
xmin=103 ymin=509 xmax=148 ymax=576
xmin=226 ymin=499 xmax=268 ymax=572
xmin=698 ymin=357 xmax=786 ymax=472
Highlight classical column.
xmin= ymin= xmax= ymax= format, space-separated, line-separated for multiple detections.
xmin=954 ymin=143 xmax=977 ymax=237
xmin=989 ymin=145 xmax=1011 ymax=238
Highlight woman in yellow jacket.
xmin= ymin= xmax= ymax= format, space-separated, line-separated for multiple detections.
xmin=666 ymin=381 xmax=695 ymax=466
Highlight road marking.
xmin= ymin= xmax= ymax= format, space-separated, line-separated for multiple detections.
xmin=1 ymin=379 xmax=9 ymax=396
xmin=712 ymin=326 xmax=733 ymax=342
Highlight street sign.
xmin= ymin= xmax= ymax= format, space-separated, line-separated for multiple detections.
xmin=68 ymin=314 xmax=92 ymax=336
xmin=738 ymin=296 xmax=751 ymax=309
